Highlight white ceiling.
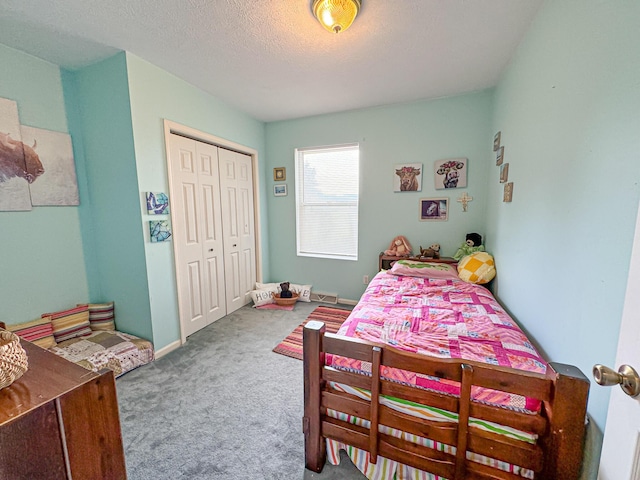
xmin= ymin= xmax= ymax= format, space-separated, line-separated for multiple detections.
xmin=0 ymin=0 xmax=542 ymax=122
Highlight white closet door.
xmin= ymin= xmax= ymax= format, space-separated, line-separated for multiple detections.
xmin=219 ymin=148 xmax=256 ymax=313
xmin=169 ymin=134 xmax=226 ymax=338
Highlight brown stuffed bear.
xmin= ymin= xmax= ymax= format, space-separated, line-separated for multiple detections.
xmin=280 ymin=282 xmax=293 ymax=298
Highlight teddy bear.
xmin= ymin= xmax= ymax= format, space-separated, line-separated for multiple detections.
xmin=453 ymin=233 xmax=485 ymax=261
xmin=384 ymin=235 xmax=412 ymax=257
xmin=279 ymin=282 xmax=293 ymax=298
xmin=419 ymin=243 xmax=441 ymax=259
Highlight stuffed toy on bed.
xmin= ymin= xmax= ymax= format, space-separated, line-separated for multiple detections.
xmin=453 ymin=233 xmax=485 ymax=261
xmin=384 ymin=235 xmax=412 ymax=257
xmin=419 ymin=243 xmax=440 ymax=259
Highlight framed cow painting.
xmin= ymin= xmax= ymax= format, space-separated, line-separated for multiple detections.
xmin=394 ymin=163 xmax=422 ymax=192
xmin=0 ymin=97 xmax=32 ymax=211
xmin=434 ymin=158 xmax=468 ymax=190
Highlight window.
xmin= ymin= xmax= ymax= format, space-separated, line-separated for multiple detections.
xmin=295 ymin=144 xmax=359 ymax=261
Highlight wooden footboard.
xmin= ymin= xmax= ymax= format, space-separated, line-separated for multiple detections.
xmin=302 ymin=320 xmax=589 ymax=480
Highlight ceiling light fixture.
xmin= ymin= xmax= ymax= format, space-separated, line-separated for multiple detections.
xmin=312 ymin=0 xmax=361 ymax=34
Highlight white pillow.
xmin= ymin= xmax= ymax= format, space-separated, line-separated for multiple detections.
xmin=290 ymin=284 xmax=312 ymax=302
xmin=250 ymin=289 xmax=275 ymax=307
xmin=255 ymin=282 xmax=280 ymax=293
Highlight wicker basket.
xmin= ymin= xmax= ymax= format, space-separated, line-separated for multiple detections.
xmin=0 ymin=330 xmax=28 ymax=390
xmin=272 ymin=292 xmax=299 ymax=306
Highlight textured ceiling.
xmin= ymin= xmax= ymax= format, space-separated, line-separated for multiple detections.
xmin=0 ymin=0 xmax=542 ymax=122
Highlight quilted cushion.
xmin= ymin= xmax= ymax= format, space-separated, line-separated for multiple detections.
xmin=44 ymin=305 xmax=92 ymax=343
xmin=6 ymin=316 xmax=57 ymax=349
xmin=457 ymin=252 xmax=496 ymax=284
xmin=79 ymin=302 xmax=116 ymax=331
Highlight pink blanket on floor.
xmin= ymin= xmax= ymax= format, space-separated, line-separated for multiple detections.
xmin=330 ymin=271 xmax=547 ymax=410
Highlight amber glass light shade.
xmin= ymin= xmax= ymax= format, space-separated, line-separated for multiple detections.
xmin=312 ymin=0 xmax=361 ymax=34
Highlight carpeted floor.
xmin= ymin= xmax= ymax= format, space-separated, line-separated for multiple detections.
xmin=116 ymin=301 xmax=365 ymax=480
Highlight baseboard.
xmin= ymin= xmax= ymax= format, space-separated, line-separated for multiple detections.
xmin=337 ymin=297 xmax=358 ymax=306
xmin=154 ymin=340 xmax=181 ymax=359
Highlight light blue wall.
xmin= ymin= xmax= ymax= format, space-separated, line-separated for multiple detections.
xmin=265 ymin=92 xmax=493 ymax=300
xmin=0 ymin=43 xmax=89 ymax=323
xmin=65 ymin=53 xmax=153 ymax=341
xmin=125 ymin=53 xmax=268 ymax=350
xmin=487 ymin=0 xmax=640 ymax=447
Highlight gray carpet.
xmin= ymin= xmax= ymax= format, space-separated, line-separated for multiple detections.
xmin=116 ymin=302 xmax=366 ymax=479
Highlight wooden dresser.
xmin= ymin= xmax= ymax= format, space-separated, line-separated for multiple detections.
xmin=0 ymin=340 xmax=127 ymax=479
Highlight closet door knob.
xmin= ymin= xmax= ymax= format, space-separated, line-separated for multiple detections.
xmin=208 ymin=248 xmax=214 ymax=252
xmin=593 ymin=364 xmax=640 ymax=397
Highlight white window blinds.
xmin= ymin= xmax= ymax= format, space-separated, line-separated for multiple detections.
xmin=295 ymin=144 xmax=359 ymax=261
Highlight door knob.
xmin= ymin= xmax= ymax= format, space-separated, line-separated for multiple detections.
xmin=208 ymin=248 xmax=214 ymax=252
xmin=593 ymin=364 xmax=640 ymax=397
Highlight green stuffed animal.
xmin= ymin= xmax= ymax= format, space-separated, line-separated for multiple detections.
xmin=453 ymin=233 xmax=485 ymax=261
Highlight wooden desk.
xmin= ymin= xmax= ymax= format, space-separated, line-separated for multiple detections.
xmin=0 ymin=340 xmax=127 ymax=479
xmin=379 ymin=253 xmax=457 ymax=271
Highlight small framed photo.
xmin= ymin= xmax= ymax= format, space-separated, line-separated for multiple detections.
xmin=504 ymin=182 xmax=514 ymax=202
xmin=273 ymin=167 xmax=286 ymax=181
xmin=149 ymin=220 xmax=172 ymax=243
xmin=394 ymin=163 xmax=422 ymax=192
xmin=434 ymin=158 xmax=467 ymax=190
xmin=496 ymin=146 xmax=504 ymax=166
xmin=274 ymin=184 xmax=287 ymax=196
xmin=493 ymin=131 xmax=501 ymax=151
xmin=500 ymin=163 xmax=509 ymax=183
xmin=146 ymin=191 xmax=170 ymax=215
xmin=420 ymin=198 xmax=449 ymax=221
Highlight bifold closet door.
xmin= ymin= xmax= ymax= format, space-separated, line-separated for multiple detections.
xmin=218 ymin=147 xmax=256 ymax=313
xmin=169 ymin=134 xmax=227 ymax=338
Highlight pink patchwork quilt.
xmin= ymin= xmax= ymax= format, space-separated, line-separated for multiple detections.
xmin=331 ymin=271 xmax=547 ymax=410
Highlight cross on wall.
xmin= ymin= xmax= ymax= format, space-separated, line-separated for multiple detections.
xmin=457 ymin=193 xmax=473 ymax=212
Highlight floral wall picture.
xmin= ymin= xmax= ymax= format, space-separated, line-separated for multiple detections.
xmin=149 ymin=220 xmax=172 ymax=243
xmin=394 ymin=163 xmax=422 ymax=192
xmin=434 ymin=158 xmax=467 ymax=190
xmin=146 ymin=191 xmax=170 ymax=214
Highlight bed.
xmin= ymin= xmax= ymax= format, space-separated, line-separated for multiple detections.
xmin=303 ymin=261 xmax=589 ymax=480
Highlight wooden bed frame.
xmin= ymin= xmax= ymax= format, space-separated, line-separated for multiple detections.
xmin=303 ymin=320 xmax=590 ymax=480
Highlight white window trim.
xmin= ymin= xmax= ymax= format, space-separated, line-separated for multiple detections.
xmin=295 ymin=143 xmax=359 ymax=261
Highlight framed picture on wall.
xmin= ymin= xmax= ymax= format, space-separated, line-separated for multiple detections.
xmin=434 ymin=158 xmax=467 ymax=190
xmin=496 ymin=146 xmax=504 ymax=166
xmin=420 ymin=198 xmax=449 ymax=221
xmin=500 ymin=163 xmax=509 ymax=183
xmin=146 ymin=192 xmax=170 ymax=214
xmin=504 ymin=182 xmax=514 ymax=202
xmin=493 ymin=131 xmax=501 ymax=151
xmin=394 ymin=163 xmax=422 ymax=192
xmin=274 ymin=184 xmax=287 ymax=196
xmin=273 ymin=167 xmax=286 ymax=181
